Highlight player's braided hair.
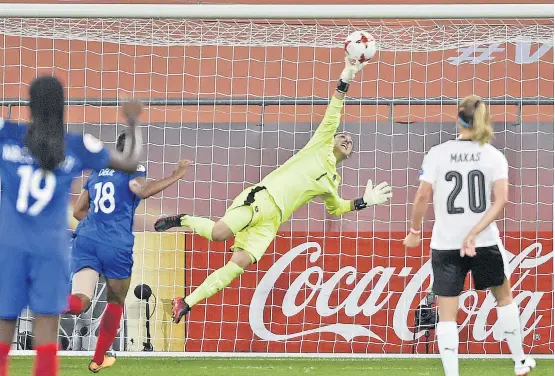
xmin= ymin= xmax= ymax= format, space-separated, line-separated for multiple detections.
xmin=458 ymin=95 xmax=493 ymax=145
xmin=24 ymin=76 xmax=66 ymax=171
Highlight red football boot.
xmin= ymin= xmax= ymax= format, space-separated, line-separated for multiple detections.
xmin=171 ymin=297 xmax=191 ymax=324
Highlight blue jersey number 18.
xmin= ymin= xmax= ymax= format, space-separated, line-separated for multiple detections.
xmin=16 ymin=166 xmax=56 ymax=216
xmin=92 ymin=182 xmax=116 ymax=214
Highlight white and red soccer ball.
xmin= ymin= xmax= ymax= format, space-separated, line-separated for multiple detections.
xmin=344 ymin=31 xmax=377 ymax=64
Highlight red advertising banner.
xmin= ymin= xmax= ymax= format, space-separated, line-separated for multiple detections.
xmin=185 ymin=232 xmax=553 ymax=354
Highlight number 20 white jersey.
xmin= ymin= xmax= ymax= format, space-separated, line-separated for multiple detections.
xmin=419 ymin=139 xmax=509 ymax=250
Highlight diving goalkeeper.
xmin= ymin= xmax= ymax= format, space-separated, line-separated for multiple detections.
xmin=154 ymin=57 xmax=393 ymax=324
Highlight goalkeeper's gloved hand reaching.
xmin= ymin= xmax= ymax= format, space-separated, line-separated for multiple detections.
xmin=363 ymin=180 xmax=393 ymax=205
xmin=340 ymin=56 xmax=369 ymax=83
xmin=336 ymin=56 xmax=369 ymax=94
xmin=354 ymin=180 xmax=393 ymax=210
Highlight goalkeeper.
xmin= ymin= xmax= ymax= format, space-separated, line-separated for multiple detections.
xmin=155 ymin=57 xmax=393 ymax=324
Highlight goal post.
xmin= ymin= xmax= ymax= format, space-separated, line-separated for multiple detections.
xmin=1 ymin=4 xmax=553 ymax=19
xmin=0 ymin=3 xmax=553 ymax=357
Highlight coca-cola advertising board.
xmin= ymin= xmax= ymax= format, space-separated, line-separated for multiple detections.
xmin=184 ymin=232 xmax=552 ymax=354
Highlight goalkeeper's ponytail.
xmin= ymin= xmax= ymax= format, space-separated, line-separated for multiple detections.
xmin=24 ymin=76 xmax=66 ymax=171
xmin=458 ymin=95 xmax=493 ymax=145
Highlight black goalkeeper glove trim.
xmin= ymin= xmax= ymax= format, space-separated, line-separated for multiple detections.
xmin=336 ymin=79 xmax=350 ymax=94
xmin=354 ymin=197 xmax=367 ymax=211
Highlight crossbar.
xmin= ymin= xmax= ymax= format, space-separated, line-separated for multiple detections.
xmin=0 ymin=97 xmax=552 ymax=107
xmin=0 ymin=4 xmax=552 ymax=19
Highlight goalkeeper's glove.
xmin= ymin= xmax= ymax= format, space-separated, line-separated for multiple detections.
xmin=337 ymin=56 xmax=369 ymax=93
xmin=354 ymin=180 xmax=393 ymax=210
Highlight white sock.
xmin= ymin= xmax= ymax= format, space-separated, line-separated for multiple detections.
xmin=437 ymin=321 xmax=459 ymax=376
xmin=497 ymin=303 xmax=526 ymax=363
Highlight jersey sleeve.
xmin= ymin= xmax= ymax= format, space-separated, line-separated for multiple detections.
xmin=322 ymin=190 xmax=352 ymax=216
xmin=0 ymin=119 xmax=6 ymax=142
xmin=304 ymin=96 xmax=345 ymax=149
xmin=418 ymin=147 xmax=439 ymax=184
xmin=74 ymin=134 xmax=111 ymax=172
xmin=0 ymin=120 xmax=6 ymax=154
xmin=0 ymin=119 xmax=22 ymax=144
xmin=491 ymin=150 xmax=509 ymax=182
xmin=129 ymin=164 xmax=147 ymax=180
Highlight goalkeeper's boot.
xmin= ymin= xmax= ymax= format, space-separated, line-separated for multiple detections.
xmin=515 ymin=357 xmax=536 ymax=376
xmin=88 ymin=355 xmax=116 ymax=373
xmin=154 ymin=214 xmax=186 ymax=232
xmin=171 ymin=297 xmax=191 ymax=324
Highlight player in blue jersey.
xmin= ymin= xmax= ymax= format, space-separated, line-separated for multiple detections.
xmin=67 ymin=141 xmax=190 ymax=372
xmin=0 ymin=76 xmax=143 ymax=376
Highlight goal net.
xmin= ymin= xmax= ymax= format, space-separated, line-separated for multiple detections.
xmin=2 ymin=6 xmax=553 ymax=356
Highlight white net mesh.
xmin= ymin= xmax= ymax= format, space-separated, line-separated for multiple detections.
xmin=1 ymin=18 xmax=554 ymax=49
xmin=3 ymin=17 xmax=553 ymax=355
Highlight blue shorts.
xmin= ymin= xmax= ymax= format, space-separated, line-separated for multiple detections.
xmin=71 ymin=236 xmax=133 ymax=280
xmin=0 ymin=247 xmax=70 ymax=319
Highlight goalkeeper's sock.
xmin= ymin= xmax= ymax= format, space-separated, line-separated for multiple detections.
xmin=497 ymin=303 xmax=526 ymax=363
xmin=92 ymin=303 xmax=123 ymax=365
xmin=184 ymin=261 xmax=244 ymax=308
xmin=181 ymin=216 xmax=215 ymax=241
xmin=33 ymin=343 xmax=58 ymax=376
xmin=0 ymin=342 xmax=9 ymax=376
xmin=437 ymin=321 xmax=459 ymax=376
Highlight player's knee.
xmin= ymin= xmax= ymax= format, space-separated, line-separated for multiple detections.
xmin=75 ymin=294 xmax=91 ymax=314
xmin=212 ymin=221 xmax=234 ymax=242
xmin=107 ymin=294 xmax=126 ymax=306
xmin=106 ymin=288 xmax=126 ymax=305
xmin=491 ymin=279 xmax=513 ymax=306
xmin=437 ymin=296 xmax=459 ymax=322
xmin=496 ymin=296 xmax=513 ymax=307
xmin=230 ymin=250 xmax=254 ymax=269
xmin=72 ymin=268 xmax=99 ymax=305
xmin=106 ymin=281 xmax=130 ymax=305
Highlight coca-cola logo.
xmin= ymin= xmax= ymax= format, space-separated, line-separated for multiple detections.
xmin=249 ymin=241 xmax=552 ymax=343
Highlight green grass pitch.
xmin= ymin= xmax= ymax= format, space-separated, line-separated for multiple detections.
xmin=8 ymin=357 xmax=554 ymax=376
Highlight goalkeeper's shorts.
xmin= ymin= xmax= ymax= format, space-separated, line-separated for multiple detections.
xmin=0 ymin=246 xmax=70 ymax=319
xmin=222 ymin=186 xmax=281 ymax=263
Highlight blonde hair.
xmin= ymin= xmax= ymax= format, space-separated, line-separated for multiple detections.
xmin=458 ymin=95 xmax=493 ymax=145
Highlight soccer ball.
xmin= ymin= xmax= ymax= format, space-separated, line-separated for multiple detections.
xmin=344 ymin=31 xmax=377 ymax=64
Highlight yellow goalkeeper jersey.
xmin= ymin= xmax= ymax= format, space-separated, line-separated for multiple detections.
xmin=260 ymin=96 xmax=352 ymax=223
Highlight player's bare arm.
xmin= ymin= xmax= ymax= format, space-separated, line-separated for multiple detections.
xmin=129 ymin=160 xmax=192 ymax=199
xmin=403 ymin=181 xmax=432 ymax=248
xmin=461 ymin=178 xmax=509 ymax=256
xmin=73 ymin=189 xmax=90 ymax=221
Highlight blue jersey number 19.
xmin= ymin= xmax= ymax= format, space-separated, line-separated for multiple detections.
xmin=92 ymin=182 xmax=115 ymax=214
xmin=16 ymin=166 xmax=56 ymax=216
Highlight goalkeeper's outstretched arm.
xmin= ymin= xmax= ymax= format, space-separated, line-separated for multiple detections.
xmin=308 ymin=58 xmax=369 ymax=145
xmin=323 ymin=179 xmax=393 ymax=216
